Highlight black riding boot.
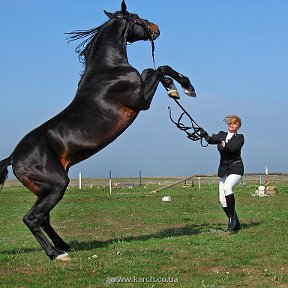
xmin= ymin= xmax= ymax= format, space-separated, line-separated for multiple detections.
xmin=223 ymin=207 xmax=241 ymax=231
xmin=225 ymin=194 xmax=239 ymax=233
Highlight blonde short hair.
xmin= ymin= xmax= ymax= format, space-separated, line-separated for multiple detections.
xmin=224 ymin=115 xmax=242 ymax=127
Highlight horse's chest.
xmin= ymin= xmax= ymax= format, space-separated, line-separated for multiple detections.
xmin=115 ymin=106 xmax=138 ymax=131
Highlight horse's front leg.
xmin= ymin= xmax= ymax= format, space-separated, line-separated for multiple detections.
xmin=157 ymin=65 xmax=196 ymax=97
xmin=160 ymin=77 xmax=180 ymax=99
xmin=140 ymin=66 xmax=196 ymax=108
xmin=139 ymin=69 xmax=180 ymax=107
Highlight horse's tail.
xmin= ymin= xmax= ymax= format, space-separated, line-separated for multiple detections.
xmin=0 ymin=157 xmax=12 ymax=189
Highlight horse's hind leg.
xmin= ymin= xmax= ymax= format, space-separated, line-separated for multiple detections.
xmin=19 ymin=170 xmax=70 ymax=260
xmin=41 ymin=214 xmax=70 ymax=252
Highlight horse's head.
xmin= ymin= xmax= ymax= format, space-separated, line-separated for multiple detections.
xmin=104 ymin=1 xmax=160 ymax=43
xmin=66 ymin=1 xmax=160 ymax=64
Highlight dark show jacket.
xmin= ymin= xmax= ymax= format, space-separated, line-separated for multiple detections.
xmin=207 ymin=131 xmax=244 ymax=177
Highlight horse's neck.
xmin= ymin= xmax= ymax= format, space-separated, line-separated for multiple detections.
xmin=88 ymin=19 xmax=128 ymax=67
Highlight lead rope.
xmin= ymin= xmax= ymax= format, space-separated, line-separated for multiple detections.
xmin=151 ymin=40 xmax=156 ymax=69
xmin=168 ymin=98 xmax=208 ymax=147
xmin=149 ymin=38 xmax=206 ymax=146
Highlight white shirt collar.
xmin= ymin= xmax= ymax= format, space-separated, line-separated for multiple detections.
xmin=226 ymin=131 xmax=235 ymax=142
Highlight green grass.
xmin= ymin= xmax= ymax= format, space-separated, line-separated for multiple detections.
xmin=0 ymin=183 xmax=287 ymax=287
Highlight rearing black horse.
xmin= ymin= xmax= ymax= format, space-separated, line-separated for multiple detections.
xmin=0 ymin=2 xmax=195 ymax=261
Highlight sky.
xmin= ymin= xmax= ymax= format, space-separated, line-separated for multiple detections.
xmin=0 ymin=0 xmax=287 ymax=179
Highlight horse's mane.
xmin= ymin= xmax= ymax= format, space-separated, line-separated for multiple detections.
xmin=66 ymin=23 xmax=105 ymax=64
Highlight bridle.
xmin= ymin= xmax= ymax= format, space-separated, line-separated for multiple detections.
xmin=110 ymin=1 xmax=157 ymax=68
xmin=118 ymin=14 xmax=158 ymax=69
xmin=126 ymin=17 xmax=157 ymax=68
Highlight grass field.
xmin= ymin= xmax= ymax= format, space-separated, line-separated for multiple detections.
xmin=0 ymin=182 xmax=287 ymax=287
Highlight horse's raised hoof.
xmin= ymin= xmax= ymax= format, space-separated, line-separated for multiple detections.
xmin=167 ymin=89 xmax=180 ymax=99
xmin=184 ymin=89 xmax=196 ymax=97
xmin=55 ymin=252 xmax=71 ymax=262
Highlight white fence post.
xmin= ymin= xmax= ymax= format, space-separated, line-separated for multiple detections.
xmin=79 ymin=172 xmax=82 ymax=190
xmin=109 ymin=170 xmax=112 ymax=194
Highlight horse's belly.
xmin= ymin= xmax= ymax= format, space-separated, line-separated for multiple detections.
xmin=62 ymin=108 xmax=138 ymax=168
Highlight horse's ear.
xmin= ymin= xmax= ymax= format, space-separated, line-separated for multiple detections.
xmin=121 ymin=0 xmax=127 ymax=14
xmin=104 ymin=10 xmax=114 ymax=18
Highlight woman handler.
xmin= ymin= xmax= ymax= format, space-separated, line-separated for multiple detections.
xmin=205 ymin=115 xmax=244 ymax=233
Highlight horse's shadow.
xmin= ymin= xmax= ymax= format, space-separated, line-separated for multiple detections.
xmin=0 ymin=221 xmax=261 ymax=256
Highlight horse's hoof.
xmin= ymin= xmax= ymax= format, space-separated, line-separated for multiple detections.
xmin=55 ymin=252 xmax=71 ymax=262
xmin=184 ymin=89 xmax=196 ymax=97
xmin=167 ymin=89 xmax=180 ymax=99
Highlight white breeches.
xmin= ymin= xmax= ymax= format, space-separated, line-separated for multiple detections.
xmin=219 ymin=174 xmax=242 ymax=207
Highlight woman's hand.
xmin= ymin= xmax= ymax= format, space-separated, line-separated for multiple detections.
xmin=221 ymin=141 xmax=226 ymax=147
